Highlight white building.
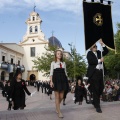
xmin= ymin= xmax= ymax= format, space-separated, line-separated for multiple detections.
xmin=19 ymin=11 xmax=49 ymax=81
xmin=0 ymin=43 xmax=24 ymax=81
xmin=0 ymin=10 xmax=71 ymax=81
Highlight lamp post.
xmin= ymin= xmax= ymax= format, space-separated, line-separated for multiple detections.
xmin=68 ymin=43 xmax=76 ymax=82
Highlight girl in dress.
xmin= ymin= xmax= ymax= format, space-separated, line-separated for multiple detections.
xmin=74 ymin=78 xmax=86 ymax=105
xmin=9 ymin=71 xmax=31 ymax=110
xmin=50 ymin=50 xmax=68 ymax=118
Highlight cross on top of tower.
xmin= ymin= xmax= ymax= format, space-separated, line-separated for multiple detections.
xmin=33 ymin=3 xmax=36 ymax=12
xmin=52 ymin=31 xmax=54 ymax=36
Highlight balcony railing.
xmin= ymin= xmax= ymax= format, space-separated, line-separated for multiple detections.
xmin=0 ymin=63 xmax=25 ymax=73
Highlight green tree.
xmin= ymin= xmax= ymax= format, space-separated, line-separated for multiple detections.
xmin=66 ymin=45 xmax=87 ymax=80
xmin=104 ymin=23 xmax=120 ymax=79
xmin=32 ymin=45 xmax=56 ymax=77
xmin=115 ymin=23 xmax=120 ymax=53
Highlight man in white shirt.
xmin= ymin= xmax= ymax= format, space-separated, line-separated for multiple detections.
xmin=86 ymin=39 xmax=109 ymax=113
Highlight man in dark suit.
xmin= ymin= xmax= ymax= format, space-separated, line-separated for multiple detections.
xmin=41 ymin=81 xmax=44 ymax=93
xmin=36 ymin=81 xmax=40 ymax=92
xmin=87 ymin=39 xmax=109 ymax=113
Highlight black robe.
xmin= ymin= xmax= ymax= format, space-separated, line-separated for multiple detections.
xmin=9 ymin=79 xmax=31 ymax=110
xmin=75 ymin=85 xmax=86 ymax=102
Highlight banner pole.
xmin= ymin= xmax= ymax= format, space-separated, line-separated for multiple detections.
xmin=100 ymin=44 xmax=105 ymax=86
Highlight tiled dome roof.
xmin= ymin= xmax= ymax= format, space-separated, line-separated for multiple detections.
xmin=49 ymin=36 xmax=62 ymax=48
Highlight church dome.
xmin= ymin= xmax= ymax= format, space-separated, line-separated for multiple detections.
xmin=49 ymin=36 xmax=62 ymax=48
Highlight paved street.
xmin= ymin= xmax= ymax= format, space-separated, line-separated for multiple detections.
xmin=0 ymin=86 xmax=120 ymax=120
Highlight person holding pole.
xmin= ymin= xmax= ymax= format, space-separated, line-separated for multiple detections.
xmin=86 ymin=39 xmax=109 ymax=113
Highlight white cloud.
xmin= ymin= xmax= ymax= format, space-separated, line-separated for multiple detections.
xmin=0 ymin=0 xmax=82 ymax=14
xmin=0 ymin=0 xmax=119 ymax=17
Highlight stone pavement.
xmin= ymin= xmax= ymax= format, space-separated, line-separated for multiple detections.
xmin=0 ymin=86 xmax=120 ymax=120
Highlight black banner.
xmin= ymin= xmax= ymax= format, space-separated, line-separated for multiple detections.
xmin=83 ymin=1 xmax=115 ymax=50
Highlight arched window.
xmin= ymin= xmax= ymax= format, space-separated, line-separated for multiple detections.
xmin=35 ymin=26 xmax=38 ymax=33
xmin=33 ymin=17 xmax=35 ymax=21
xmin=30 ymin=26 xmax=32 ymax=33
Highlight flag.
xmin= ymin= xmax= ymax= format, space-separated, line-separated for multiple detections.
xmin=102 ymin=4 xmax=115 ymax=49
xmin=83 ymin=1 xmax=115 ymax=50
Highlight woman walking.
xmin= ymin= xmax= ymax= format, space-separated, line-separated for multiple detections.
xmin=9 ymin=71 xmax=31 ymax=110
xmin=50 ymin=50 xmax=68 ymax=118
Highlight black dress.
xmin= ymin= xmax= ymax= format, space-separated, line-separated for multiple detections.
xmin=10 ymin=79 xmax=31 ymax=110
xmin=75 ymin=85 xmax=86 ymax=102
xmin=50 ymin=61 xmax=68 ymax=92
xmin=53 ymin=68 xmax=68 ymax=92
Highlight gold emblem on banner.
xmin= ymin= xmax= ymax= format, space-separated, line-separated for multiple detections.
xmin=93 ymin=13 xmax=103 ymax=26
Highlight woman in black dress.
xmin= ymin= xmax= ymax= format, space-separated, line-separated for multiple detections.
xmin=9 ymin=71 xmax=31 ymax=110
xmin=50 ymin=50 xmax=68 ymax=118
xmin=74 ymin=78 xmax=86 ymax=105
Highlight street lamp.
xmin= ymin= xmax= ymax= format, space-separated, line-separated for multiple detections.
xmin=68 ymin=43 xmax=76 ymax=82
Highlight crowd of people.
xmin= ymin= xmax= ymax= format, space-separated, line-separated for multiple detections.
xmin=0 ymin=42 xmax=120 ymax=118
xmin=0 ymin=78 xmax=120 ymax=111
xmin=102 ymin=79 xmax=120 ymax=102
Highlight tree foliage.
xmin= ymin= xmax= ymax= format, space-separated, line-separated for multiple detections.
xmin=65 ymin=46 xmax=87 ymax=80
xmin=32 ymin=45 xmax=56 ymax=77
xmin=104 ymin=23 xmax=120 ymax=78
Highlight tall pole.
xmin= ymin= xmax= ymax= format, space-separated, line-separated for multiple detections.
xmin=100 ymin=44 xmax=105 ymax=85
xmin=73 ymin=46 xmax=75 ymax=82
xmin=33 ymin=3 xmax=36 ymax=12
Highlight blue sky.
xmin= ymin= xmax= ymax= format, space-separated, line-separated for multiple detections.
xmin=0 ymin=0 xmax=120 ymax=56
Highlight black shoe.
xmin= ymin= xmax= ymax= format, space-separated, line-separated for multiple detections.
xmin=79 ymin=102 xmax=82 ymax=105
xmin=63 ymin=103 xmax=66 ymax=105
xmin=96 ymin=108 xmax=102 ymax=113
xmin=86 ymin=101 xmax=91 ymax=104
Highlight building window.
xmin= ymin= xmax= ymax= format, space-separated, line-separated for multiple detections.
xmin=11 ymin=58 xmax=13 ymax=64
xmin=30 ymin=26 xmax=32 ymax=33
xmin=33 ymin=17 xmax=35 ymax=21
xmin=1 ymin=71 xmax=5 ymax=81
xmin=18 ymin=60 xmax=20 ymax=65
xmin=30 ymin=47 xmax=35 ymax=57
xmin=35 ymin=26 xmax=38 ymax=33
xmin=2 ymin=56 xmax=5 ymax=62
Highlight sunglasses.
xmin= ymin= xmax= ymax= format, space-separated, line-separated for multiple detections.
xmin=93 ymin=45 xmax=97 ymax=48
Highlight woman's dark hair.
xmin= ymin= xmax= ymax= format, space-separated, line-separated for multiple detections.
xmin=10 ymin=70 xmax=22 ymax=87
xmin=76 ymin=76 xmax=84 ymax=86
xmin=13 ymin=70 xmax=22 ymax=80
xmin=54 ymin=50 xmax=63 ymax=62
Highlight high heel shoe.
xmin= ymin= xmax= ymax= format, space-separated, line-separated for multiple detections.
xmin=58 ymin=113 xmax=64 ymax=118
